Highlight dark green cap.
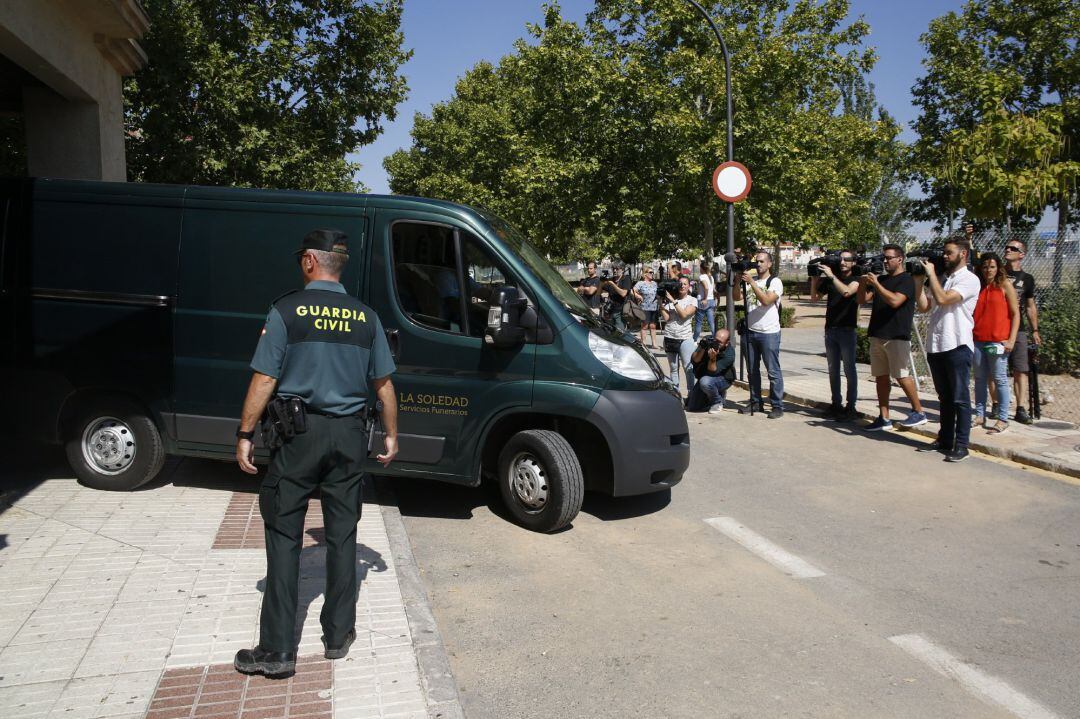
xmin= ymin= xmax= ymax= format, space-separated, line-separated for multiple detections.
xmin=296 ymin=228 xmax=349 ymax=256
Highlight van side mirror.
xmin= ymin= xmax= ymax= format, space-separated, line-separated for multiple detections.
xmin=484 ymin=286 xmax=527 ymax=348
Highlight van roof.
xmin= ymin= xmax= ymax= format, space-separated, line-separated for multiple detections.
xmin=29 ymin=178 xmax=487 ymax=224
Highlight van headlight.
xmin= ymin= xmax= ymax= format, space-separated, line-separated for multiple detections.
xmin=588 ymin=332 xmax=656 ymax=381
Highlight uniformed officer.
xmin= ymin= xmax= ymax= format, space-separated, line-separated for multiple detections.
xmin=233 ymin=228 xmax=398 ymax=678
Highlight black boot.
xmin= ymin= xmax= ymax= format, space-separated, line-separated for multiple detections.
xmin=234 ymin=647 xmax=296 ymax=678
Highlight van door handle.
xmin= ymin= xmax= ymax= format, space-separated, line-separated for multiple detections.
xmin=386 ymin=329 xmax=400 ymax=360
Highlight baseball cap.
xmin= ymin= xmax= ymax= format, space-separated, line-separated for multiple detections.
xmin=296 ymin=228 xmax=349 ymax=256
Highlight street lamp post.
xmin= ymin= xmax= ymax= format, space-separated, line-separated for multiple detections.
xmin=681 ymin=0 xmax=737 ymax=334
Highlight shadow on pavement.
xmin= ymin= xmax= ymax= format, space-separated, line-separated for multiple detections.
xmin=581 ymin=489 xmax=671 ymax=521
xmin=0 ymin=440 xmax=71 ymax=517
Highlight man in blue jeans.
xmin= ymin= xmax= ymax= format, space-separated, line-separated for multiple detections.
xmin=733 ymin=251 xmax=784 ymax=418
xmin=810 ymin=251 xmax=860 ymax=421
xmin=916 ymin=237 xmax=981 ymax=463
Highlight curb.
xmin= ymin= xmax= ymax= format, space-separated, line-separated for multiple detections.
xmin=375 ymin=479 xmax=466 ymax=719
xmin=733 ymin=380 xmax=1080 ymax=479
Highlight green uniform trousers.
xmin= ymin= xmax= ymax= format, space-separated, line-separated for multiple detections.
xmin=258 ymin=413 xmax=367 ymax=652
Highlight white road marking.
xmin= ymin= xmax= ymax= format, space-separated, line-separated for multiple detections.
xmin=704 ymin=517 xmax=826 ymax=579
xmin=889 ymin=634 xmax=1062 ymax=719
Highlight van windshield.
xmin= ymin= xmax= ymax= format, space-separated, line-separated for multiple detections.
xmin=480 ymin=213 xmax=593 ymax=316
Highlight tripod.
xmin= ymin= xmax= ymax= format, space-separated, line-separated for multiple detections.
xmin=736 ymin=278 xmax=755 ymax=416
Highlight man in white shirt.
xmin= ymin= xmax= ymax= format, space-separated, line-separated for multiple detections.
xmin=916 ymin=237 xmax=981 ymax=463
xmin=733 ymin=251 xmax=784 ymax=418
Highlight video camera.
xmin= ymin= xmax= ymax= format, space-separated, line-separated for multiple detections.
xmin=906 ymin=249 xmax=946 ymax=277
xmin=656 ymin=278 xmax=682 ymax=300
xmin=729 ymin=257 xmax=754 ymax=274
xmin=853 ymin=254 xmax=885 ymax=277
xmin=807 ymin=254 xmax=840 ymax=278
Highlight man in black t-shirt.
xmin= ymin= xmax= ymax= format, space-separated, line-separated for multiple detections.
xmin=1003 ymin=238 xmax=1041 ymax=424
xmin=603 ymin=260 xmax=635 ymax=332
xmin=810 ymin=250 xmax=860 ymax=420
xmin=576 ymin=260 xmax=602 ymax=313
xmin=858 ymin=243 xmax=927 ymax=431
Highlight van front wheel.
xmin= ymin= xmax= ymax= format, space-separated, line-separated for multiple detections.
xmin=65 ymin=400 xmax=165 ymax=491
xmin=497 ymin=430 xmax=583 ymax=533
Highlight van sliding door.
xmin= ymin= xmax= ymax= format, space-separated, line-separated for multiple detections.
xmin=172 ymin=191 xmax=366 ymax=452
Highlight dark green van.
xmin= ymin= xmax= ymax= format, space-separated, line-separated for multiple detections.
xmin=0 ymin=179 xmax=689 ymax=531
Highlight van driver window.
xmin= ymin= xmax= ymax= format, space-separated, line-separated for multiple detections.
xmin=460 ymin=237 xmax=506 ymax=337
xmin=391 ymin=223 xmax=507 ymax=337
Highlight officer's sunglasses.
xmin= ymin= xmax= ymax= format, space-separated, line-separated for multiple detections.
xmin=297 ymin=251 xmax=312 ymax=266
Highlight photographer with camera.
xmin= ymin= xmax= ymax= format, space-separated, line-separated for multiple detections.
xmin=915 ymin=237 xmax=982 ymax=462
xmin=660 ymin=276 xmax=698 ymax=400
xmin=687 ymin=329 xmax=735 ymax=414
xmin=810 ymin=250 xmax=860 ymax=420
xmin=602 ymin=260 xmax=635 ymax=332
xmin=733 ymin=251 xmax=784 ymax=419
xmin=858 ymin=244 xmax=928 ymax=431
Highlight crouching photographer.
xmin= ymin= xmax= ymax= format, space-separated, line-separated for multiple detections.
xmin=687 ymin=329 xmax=735 ymax=414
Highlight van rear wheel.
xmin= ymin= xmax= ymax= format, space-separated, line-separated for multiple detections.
xmin=65 ymin=399 xmax=165 ymax=491
xmin=497 ymin=430 xmax=583 ymax=533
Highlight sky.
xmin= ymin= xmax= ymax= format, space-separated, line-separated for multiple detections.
xmin=350 ymin=0 xmax=967 ymax=196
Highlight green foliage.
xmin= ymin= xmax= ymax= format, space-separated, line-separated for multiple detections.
xmin=126 ymin=0 xmax=410 ymax=191
xmin=780 ymin=305 xmax=796 ymax=329
xmin=0 ymin=116 xmax=27 ymax=176
xmin=911 ymin=0 xmax=1079 ymax=229
xmin=1037 ymin=284 xmax=1080 ymax=374
xmin=856 ymin=326 xmax=870 ymax=364
xmin=386 ymin=1 xmax=904 ymax=262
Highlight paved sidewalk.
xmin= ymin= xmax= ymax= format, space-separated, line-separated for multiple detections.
xmin=733 ymin=321 xmax=1080 ymax=478
xmin=0 ymin=456 xmax=463 ymax=719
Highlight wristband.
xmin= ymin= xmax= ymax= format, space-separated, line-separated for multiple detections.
xmin=236 ymin=427 xmax=255 ymax=440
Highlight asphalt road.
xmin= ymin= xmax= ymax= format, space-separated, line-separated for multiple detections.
xmin=393 ymin=403 xmax=1080 ymax=719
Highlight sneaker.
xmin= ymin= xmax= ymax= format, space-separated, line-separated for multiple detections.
xmin=865 ymin=416 xmax=893 ymax=431
xmin=767 ymin=408 xmax=784 ymax=419
xmin=322 ymin=629 xmax=356 ymax=660
xmin=234 ymin=648 xmax=296 ymax=678
xmin=822 ymin=404 xmax=843 ymax=419
xmin=900 ymin=411 xmax=928 ymax=428
xmin=944 ymin=447 xmax=970 ymax=463
xmin=708 ymin=403 xmax=725 ymax=415
xmin=916 ymin=441 xmax=950 ymax=453
xmin=840 ymin=406 xmax=859 ymax=422
xmin=738 ymin=404 xmax=765 ymax=415
xmin=1015 ymin=406 xmax=1033 ymax=425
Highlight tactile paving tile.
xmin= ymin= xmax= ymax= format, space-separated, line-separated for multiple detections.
xmin=212 ymin=493 xmax=325 ymax=550
xmin=146 ymin=657 xmax=332 ymax=719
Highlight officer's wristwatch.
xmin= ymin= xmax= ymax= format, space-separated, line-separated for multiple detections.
xmin=236 ymin=427 xmax=255 ymax=440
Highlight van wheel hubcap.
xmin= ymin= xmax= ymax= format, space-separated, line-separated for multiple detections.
xmin=509 ymin=452 xmax=548 ymax=512
xmin=82 ymin=417 xmax=136 ymax=475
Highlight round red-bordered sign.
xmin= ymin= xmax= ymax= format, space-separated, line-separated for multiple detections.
xmin=712 ymin=161 xmax=752 ymax=203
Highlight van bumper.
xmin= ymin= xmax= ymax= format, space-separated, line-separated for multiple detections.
xmin=587 ymin=389 xmax=690 ymax=496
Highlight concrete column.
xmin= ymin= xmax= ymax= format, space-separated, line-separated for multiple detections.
xmin=22 ymin=85 xmax=128 ymax=181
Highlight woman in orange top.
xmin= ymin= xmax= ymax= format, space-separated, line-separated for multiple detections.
xmin=972 ymin=252 xmax=1019 ymax=432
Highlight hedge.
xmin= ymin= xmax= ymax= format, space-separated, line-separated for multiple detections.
xmin=717 ymin=305 xmax=796 ymax=329
xmin=1036 ymin=284 xmax=1080 ymax=375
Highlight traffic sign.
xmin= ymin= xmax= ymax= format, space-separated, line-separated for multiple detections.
xmin=712 ymin=161 xmax=752 ymax=203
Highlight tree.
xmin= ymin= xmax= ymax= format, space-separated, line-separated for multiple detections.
xmin=911 ymin=0 xmax=1079 ymax=234
xmin=387 ymin=1 xmax=904 ymax=263
xmin=126 ymin=0 xmax=410 ymax=192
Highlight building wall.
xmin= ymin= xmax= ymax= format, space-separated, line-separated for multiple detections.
xmin=0 ymin=0 xmax=147 ymax=181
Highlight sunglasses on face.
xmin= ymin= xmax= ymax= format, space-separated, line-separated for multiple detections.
xmin=1005 ymin=246 xmax=1023 ymax=253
